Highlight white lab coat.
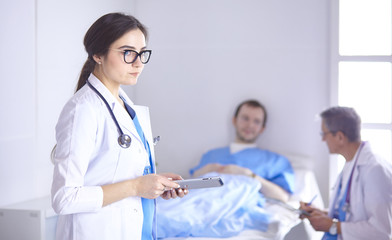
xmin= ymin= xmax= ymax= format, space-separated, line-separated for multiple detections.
xmin=328 ymin=142 xmax=392 ymax=240
xmin=51 ymin=74 xmax=156 ymax=240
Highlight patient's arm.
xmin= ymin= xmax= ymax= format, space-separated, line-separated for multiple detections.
xmin=193 ymin=164 xmax=290 ymax=202
xmin=192 ymin=163 xmax=224 ymax=177
xmin=256 ymin=176 xmax=290 ymax=202
xmin=219 ymin=164 xmax=290 ymax=202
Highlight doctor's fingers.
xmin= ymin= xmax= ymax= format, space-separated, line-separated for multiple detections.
xmin=159 ymin=187 xmax=185 ymax=199
xmin=299 ymin=201 xmax=315 ymax=212
xmin=158 ymin=172 xmax=183 ymax=181
xmin=142 ymin=174 xmax=180 ymax=194
xmin=134 ymin=175 xmax=170 ymax=199
xmin=308 ymin=215 xmax=331 ymax=232
xmin=173 ymin=187 xmax=188 ymax=198
xmin=163 ymin=187 xmax=188 ymax=199
xmin=309 ymin=209 xmax=325 ymax=217
xmin=157 ymin=175 xmax=180 ymax=189
xmin=160 ymin=189 xmax=173 ymax=200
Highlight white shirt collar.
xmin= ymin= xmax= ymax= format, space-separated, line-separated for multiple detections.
xmin=230 ymin=142 xmax=257 ymax=154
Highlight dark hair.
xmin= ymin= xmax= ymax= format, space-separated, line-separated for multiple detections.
xmin=234 ymin=99 xmax=267 ymax=127
xmin=320 ymin=106 xmax=361 ymax=142
xmin=75 ymin=13 xmax=148 ymax=92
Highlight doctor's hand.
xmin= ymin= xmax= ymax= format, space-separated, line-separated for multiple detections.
xmin=299 ymin=201 xmax=332 ymax=232
xmin=299 ymin=201 xmax=328 ymax=219
xmin=133 ymin=174 xmax=180 ymax=200
xmin=307 ymin=210 xmax=334 ymax=232
xmin=159 ymin=173 xmax=188 ymax=200
xmin=299 ymin=201 xmax=316 ymax=219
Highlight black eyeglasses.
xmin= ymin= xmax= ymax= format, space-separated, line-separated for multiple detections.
xmin=109 ymin=49 xmax=152 ymax=64
xmin=320 ymin=131 xmax=335 ymax=138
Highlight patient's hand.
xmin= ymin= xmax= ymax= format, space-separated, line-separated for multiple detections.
xmin=219 ymin=164 xmax=252 ymax=176
xmin=192 ymin=163 xmax=224 ymax=177
xmin=194 ymin=164 xmax=252 ymax=177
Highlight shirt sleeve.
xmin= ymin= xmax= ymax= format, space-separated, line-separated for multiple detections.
xmin=262 ymin=154 xmax=295 ymax=194
xmin=51 ymin=97 xmax=104 ymax=214
xmin=340 ymin=164 xmax=392 ymax=240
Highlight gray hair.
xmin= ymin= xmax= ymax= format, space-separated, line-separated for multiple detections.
xmin=320 ymin=106 xmax=361 ymax=142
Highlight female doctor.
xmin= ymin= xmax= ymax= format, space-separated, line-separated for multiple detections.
xmin=51 ymin=13 xmax=187 ymax=240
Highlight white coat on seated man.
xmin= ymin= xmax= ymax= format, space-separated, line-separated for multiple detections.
xmin=300 ymin=106 xmax=392 ymax=240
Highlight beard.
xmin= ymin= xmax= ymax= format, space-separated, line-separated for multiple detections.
xmin=235 ymin=130 xmax=258 ymax=143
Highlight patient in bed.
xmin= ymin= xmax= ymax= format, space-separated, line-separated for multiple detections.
xmin=190 ymin=99 xmax=294 ymax=202
xmin=156 ymin=100 xmax=296 ymax=239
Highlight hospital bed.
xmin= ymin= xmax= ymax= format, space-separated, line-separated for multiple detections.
xmin=158 ymin=153 xmax=324 ymax=240
xmin=0 ymin=154 xmax=323 ymax=240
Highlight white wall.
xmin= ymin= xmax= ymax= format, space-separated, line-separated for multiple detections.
xmin=132 ymin=0 xmax=331 ymax=202
xmin=0 ymin=0 xmax=135 ymax=206
xmin=0 ymin=0 xmax=36 ymax=207
xmin=0 ymin=0 xmax=331 ymax=207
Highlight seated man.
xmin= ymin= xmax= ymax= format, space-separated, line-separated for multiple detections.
xmin=190 ymin=99 xmax=295 ymax=202
xmin=300 ymin=106 xmax=392 ymax=240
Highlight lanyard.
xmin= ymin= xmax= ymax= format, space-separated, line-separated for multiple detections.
xmin=121 ymin=97 xmax=154 ymax=175
xmin=344 ymin=141 xmax=365 ymax=206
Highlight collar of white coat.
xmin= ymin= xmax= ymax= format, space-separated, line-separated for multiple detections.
xmin=352 ymin=141 xmax=369 ymax=167
xmin=230 ymin=142 xmax=257 ymax=154
xmin=332 ymin=142 xmax=367 ymax=190
xmin=87 ymin=74 xmax=145 ymax=146
xmin=87 ymin=74 xmax=134 ymax=110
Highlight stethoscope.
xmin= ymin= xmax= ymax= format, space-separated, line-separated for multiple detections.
xmin=341 ymin=141 xmax=366 ymax=213
xmin=87 ymin=81 xmax=132 ymax=148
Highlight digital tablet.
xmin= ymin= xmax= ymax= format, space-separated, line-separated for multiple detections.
xmin=175 ymin=177 xmax=224 ymax=189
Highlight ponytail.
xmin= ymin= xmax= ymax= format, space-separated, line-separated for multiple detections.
xmin=75 ymin=13 xmax=149 ymax=93
xmin=75 ymin=58 xmax=96 ymax=93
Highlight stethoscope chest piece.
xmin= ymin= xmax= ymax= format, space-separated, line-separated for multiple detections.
xmin=118 ymin=134 xmax=132 ymax=148
xmin=87 ymin=81 xmax=132 ymax=149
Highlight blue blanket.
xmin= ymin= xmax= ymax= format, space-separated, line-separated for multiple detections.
xmin=156 ymin=173 xmax=270 ymax=238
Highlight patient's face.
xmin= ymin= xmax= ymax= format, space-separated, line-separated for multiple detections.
xmin=233 ymin=105 xmax=265 ymax=143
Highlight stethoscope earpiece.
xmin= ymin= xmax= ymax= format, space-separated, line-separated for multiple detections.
xmin=118 ymin=134 xmax=132 ymax=148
